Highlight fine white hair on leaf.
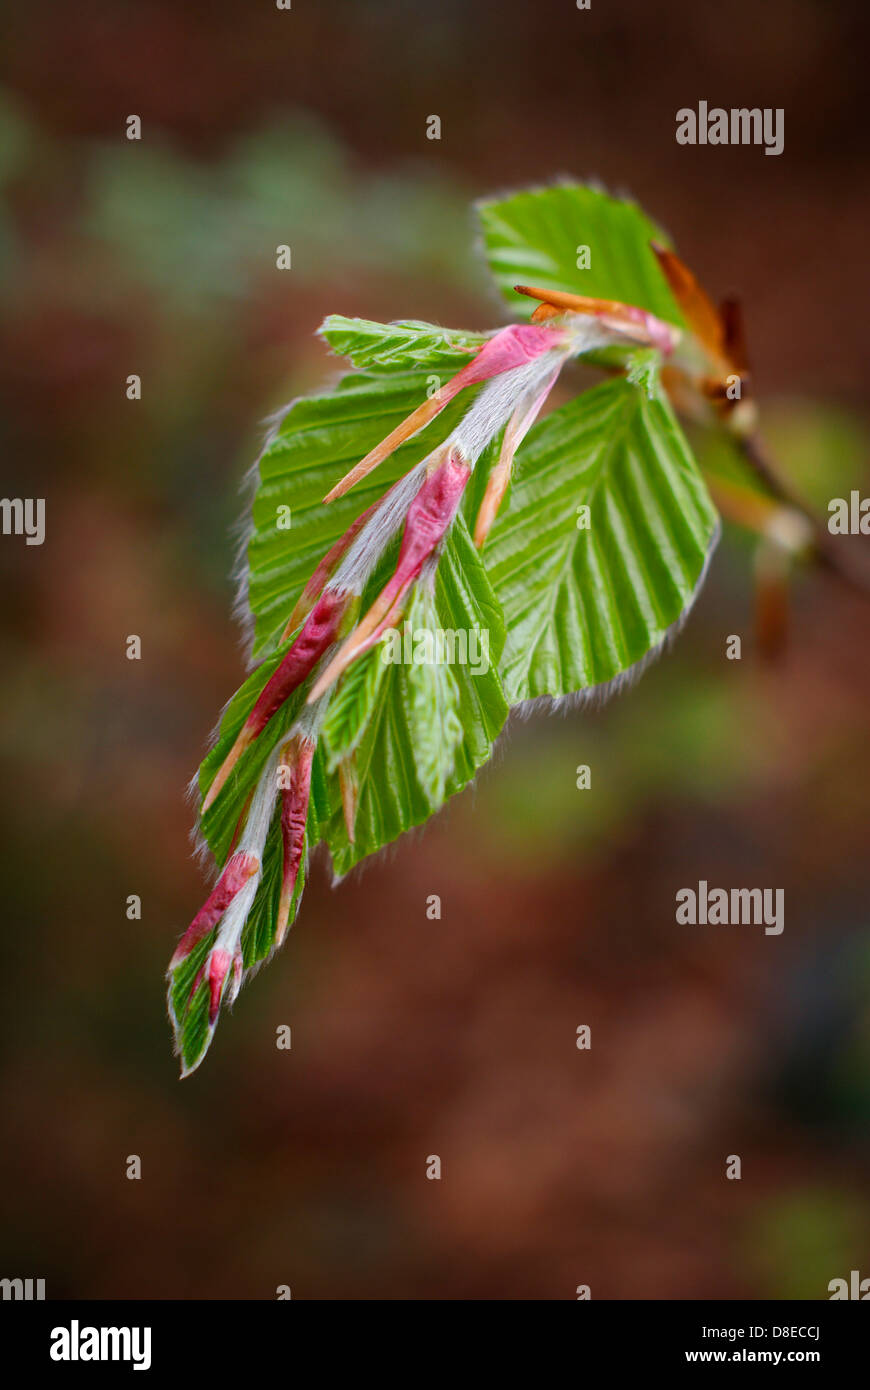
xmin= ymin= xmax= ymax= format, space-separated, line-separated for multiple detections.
xmin=418 ymin=552 xmax=439 ymax=592
xmin=214 ymin=871 xmax=261 ymax=961
xmin=448 ymin=351 xmax=565 ymax=464
xmin=237 ymin=744 xmax=282 ymax=859
xmin=187 ymin=675 xmax=264 ymax=878
xmin=322 ymin=815 xmax=408 ymax=889
xmin=510 ymin=520 xmax=721 ymax=720
xmin=231 ymin=397 xmax=302 ymax=670
xmin=229 ymin=450 xmax=263 ymax=664
xmin=319 ymin=519 xmax=718 ymax=890
xmin=186 ymin=772 xmax=214 ymax=875
xmin=291 ymin=661 xmax=334 ymax=741
xmin=332 ymin=458 xmax=428 ymax=590
xmin=564 ymin=316 xmax=627 ymax=357
xmin=314 ymin=509 xmax=715 ymax=890
xmin=211 ymin=743 xmax=284 ymax=966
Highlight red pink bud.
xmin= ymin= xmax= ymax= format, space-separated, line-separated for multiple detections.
xmin=282 ymin=499 xmax=379 ymax=637
xmin=185 ymin=944 xmax=242 ymax=1026
xmin=205 ymin=948 xmax=232 ymax=1025
xmin=514 ymin=285 xmax=680 ymax=355
xmin=276 ymin=736 xmax=316 ymax=946
xmin=202 ymin=589 xmax=352 ymax=813
xmin=323 ymin=323 xmax=564 ymax=503
xmin=170 ymin=851 xmax=259 ymax=968
xmin=230 ymin=949 xmax=244 ymax=1003
xmin=473 ymin=365 xmax=560 ymax=548
xmin=310 ymin=448 xmax=471 ymax=699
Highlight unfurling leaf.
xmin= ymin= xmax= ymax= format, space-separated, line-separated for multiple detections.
xmin=168 ymin=181 xmax=722 ymax=1075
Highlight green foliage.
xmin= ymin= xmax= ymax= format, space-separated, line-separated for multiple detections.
xmin=194 ymin=642 xmax=299 ymax=864
xmin=321 ymin=646 xmax=390 ymax=770
xmin=246 ymin=366 xmax=472 ymax=661
xmin=483 ymin=365 xmax=718 ymax=703
xmin=320 ymin=516 xmax=508 ymax=878
xmin=172 ymin=181 xmax=723 ymax=1073
xmin=404 ymin=587 xmax=464 ymax=806
xmin=319 ymin=316 xmax=485 ymax=372
xmin=477 ymin=182 xmax=684 ymax=325
xmin=168 ymin=932 xmax=214 ymax=1076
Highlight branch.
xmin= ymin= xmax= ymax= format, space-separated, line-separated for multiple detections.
xmin=735 ymin=430 xmax=870 ymax=599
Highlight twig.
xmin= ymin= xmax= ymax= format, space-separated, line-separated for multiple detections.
xmin=735 ymin=430 xmax=870 ymax=599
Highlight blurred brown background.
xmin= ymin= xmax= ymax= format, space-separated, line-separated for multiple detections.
xmin=0 ymin=0 xmax=868 ymax=1299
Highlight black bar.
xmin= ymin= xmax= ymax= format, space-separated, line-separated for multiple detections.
xmin=1 ymin=1299 xmax=866 ymax=1374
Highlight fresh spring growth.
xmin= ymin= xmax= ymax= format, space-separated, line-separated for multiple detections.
xmin=170 ymin=744 xmax=282 ymax=1074
xmin=311 ymin=309 xmax=677 ymax=696
xmin=167 ymin=182 xmax=733 ymax=1077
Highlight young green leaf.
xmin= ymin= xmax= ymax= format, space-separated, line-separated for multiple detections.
xmin=320 ymin=645 xmax=389 ymax=770
xmin=321 ymin=513 xmax=509 ymax=878
xmin=404 ymin=586 xmax=464 ymax=806
xmin=246 ymin=364 xmax=477 ymax=661
xmin=170 ymin=181 xmax=729 ymax=1077
xmin=318 ymin=316 xmax=486 ymax=372
xmin=197 ymin=641 xmax=304 ymax=866
xmin=483 ymin=365 xmax=718 ymax=704
xmin=477 ymin=182 xmax=684 ymax=327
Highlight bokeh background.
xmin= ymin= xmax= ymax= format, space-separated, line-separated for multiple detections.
xmin=1 ymin=0 xmax=868 ymax=1299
